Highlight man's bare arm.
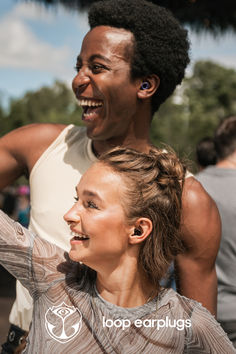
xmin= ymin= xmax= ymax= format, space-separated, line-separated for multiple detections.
xmin=175 ymin=177 xmax=221 ymax=316
xmin=0 ymin=123 xmax=66 ymax=190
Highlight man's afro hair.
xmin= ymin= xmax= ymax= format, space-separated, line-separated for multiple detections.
xmin=89 ymin=0 xmax=190 ymax=113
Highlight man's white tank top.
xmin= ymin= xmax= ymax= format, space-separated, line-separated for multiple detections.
xmin=28 ymin=125 xmax=97 ymax=250
xmin=10 ymin=125 xmax=97 ymax=329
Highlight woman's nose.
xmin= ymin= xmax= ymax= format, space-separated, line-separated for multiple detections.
xmin=64 ymin=204 xmax=81 ymax=225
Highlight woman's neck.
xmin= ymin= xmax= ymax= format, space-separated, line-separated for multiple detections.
xmin=95 ymin=263 xmax=157 ymax=308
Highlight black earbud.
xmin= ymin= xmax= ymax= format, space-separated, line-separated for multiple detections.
xmin=140 ymin=81 xmax=150 ymax=90
xmin=133 ymin=228 xmax=142 ymax=236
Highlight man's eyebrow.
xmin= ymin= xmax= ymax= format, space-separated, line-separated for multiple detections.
xmin=90 ymin=54 xmax=112 ymax=64
xmin=76 ymin=54 xmax=112 ymax=64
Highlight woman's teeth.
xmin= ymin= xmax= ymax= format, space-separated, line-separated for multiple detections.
xmin=71 ymin=231 xmax=89 ymax=240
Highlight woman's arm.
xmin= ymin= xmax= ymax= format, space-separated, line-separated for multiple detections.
xmin=0 ymin=210 xmax=35 ymax=288
xmin=0 ymin=210 xmax=65 ymax=297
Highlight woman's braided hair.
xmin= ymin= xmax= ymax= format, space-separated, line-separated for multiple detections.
xmin=99 ymin=146 xmax=186 ymax=288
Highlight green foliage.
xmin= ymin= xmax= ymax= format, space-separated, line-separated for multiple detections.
xmin=0 ymin=81 xmax=83 ymax=136
xmin=151 ymin=61 xmax=236 ymax=166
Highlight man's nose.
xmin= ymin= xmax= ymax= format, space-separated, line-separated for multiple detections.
xmin=72 ymin=68 xmax=90 ymax=97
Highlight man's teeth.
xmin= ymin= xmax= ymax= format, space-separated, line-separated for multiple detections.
xmin=77 ymin=99 xmax=103 ymax=107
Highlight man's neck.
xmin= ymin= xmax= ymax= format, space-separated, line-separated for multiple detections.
xmin=92 ymin=122 xmax=152 ymax=157
xmin=91 ymin=102 xmax=155 ymax=156
xmin=92 ymin=136 xmax=151 ymax=157
xmin=217 ymin=153 xmax=236 ymax=169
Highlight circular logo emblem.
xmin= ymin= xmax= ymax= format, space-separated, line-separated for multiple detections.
xmin=45 ymin=302 xmax=82 ymax=343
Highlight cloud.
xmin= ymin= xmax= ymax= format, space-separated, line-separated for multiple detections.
xmin=10 ymin=2 xmax=55 ymax=22
xmin=0 ymin=2 xmax=72 ymax=76
xmin=209 ymin=56 xmax=236 ymax=70
xmin=188 ymin=29 xmax=236 ymax=70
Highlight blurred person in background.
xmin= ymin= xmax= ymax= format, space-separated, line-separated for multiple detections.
xmin=196 ymin=136 xmax=217 ymax=171
xmin=1 ymin=187 xmax=17 ymax=220
xmin=16 ymin=186 xmax=30 ymax=228
xmin=196 ymin=116 xmax=236 ymax=348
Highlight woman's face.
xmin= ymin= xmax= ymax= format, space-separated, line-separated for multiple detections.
xmin=64 ymin=162 xmax=133 ymax=271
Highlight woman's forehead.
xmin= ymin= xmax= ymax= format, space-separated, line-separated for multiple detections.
xmin=78 ymin=162 xmax=123 ymax=189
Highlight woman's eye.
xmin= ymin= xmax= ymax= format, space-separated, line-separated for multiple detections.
xmin=87 ymin=201 xmax=98 ymax=209
xmin=74 ymin=196 xmax=79 ymax=203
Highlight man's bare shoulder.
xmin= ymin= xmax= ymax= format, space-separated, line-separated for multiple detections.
xmin=0 ymin=124 xmax=68 ymax=184
xmin=175 ymin=176 xmax=220 ymax=314
xmin=21 ymin=123 xmax=68 ymax=170
xmin=181 ymin=175 xmax=221 ymax=261
xmin=4 ymin=123 xmax=66 ymax=144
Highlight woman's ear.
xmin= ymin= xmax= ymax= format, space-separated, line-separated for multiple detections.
xmin=129 ymin=218 xmax=153 ymax=245
xmin=137 ymin=74 xmax=160 ymax=100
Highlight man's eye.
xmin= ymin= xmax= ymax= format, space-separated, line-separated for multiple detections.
xmin=91 ymin=64 xmax=106 ymax=74
xmin=74 ymin=196 xmax=79 ymax=203
xmin=74 ymin=65 xmax=81 ymax=73
xmin=87 ymin=201 xmax=98 ymax=209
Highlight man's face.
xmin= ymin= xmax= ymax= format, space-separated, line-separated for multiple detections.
xmin=72 ymin=26 xmax=140 ymax=142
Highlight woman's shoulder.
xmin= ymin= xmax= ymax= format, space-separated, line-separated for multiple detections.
xmin=158 ymin=288 xmax=201 ymax=318
xmin=160 ymin=289 xmax=236 ymax=353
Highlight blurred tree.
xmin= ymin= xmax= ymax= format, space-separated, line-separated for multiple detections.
xmin=151 ymin=61 xmax=236 ymax=163
xmin=0 ymin=99 xmax=7 ymax=136
xmin=0 ymin=81 xmax=83 ymax=137
xmin=22 ymin=0 xmax=236 ymax=34
xmin=183 ymin=61 xmax=236 ymax=149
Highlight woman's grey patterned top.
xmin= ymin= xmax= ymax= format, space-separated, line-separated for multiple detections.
xmin=0 ymin=210 xmax=235 ymax=353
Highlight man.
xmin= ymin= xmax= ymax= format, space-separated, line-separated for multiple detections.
xmin=0 ymin=0 xmax=220 ymax=351
xmin=196 ymin=116 xmax=236 ymax=348
xmin=196 ymin=136 xmax=217 ymax=171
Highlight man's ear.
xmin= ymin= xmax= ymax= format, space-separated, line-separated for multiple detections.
xmin=137 ymin=74 xmax=160 ymax=100
xmin=129 ymin=218 xmax=153 ymax=245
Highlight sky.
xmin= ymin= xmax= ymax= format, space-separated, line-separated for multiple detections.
xmin=0 ymin=0 xmax=236 ymax=107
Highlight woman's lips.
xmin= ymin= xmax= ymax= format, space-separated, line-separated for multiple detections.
xmin=70 ymin=231 xmax=89 ymax=242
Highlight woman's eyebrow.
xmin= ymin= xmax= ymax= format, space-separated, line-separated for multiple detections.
xmin=83 ymin=189 xmax=102 ymax=202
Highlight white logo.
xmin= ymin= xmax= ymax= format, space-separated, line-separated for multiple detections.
xmin=45 ymin=302 xmax=82 ymax=343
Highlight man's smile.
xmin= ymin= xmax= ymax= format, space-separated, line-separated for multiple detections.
xmin=77 ymin=97 xmax=104 ymax=122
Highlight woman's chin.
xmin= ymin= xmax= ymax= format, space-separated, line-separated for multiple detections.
xmin=69 ymin=249 xmax=83 ymax=263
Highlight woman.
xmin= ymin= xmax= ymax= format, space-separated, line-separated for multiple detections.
xmin=0 ymin=147 xmax=234 ymax=353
